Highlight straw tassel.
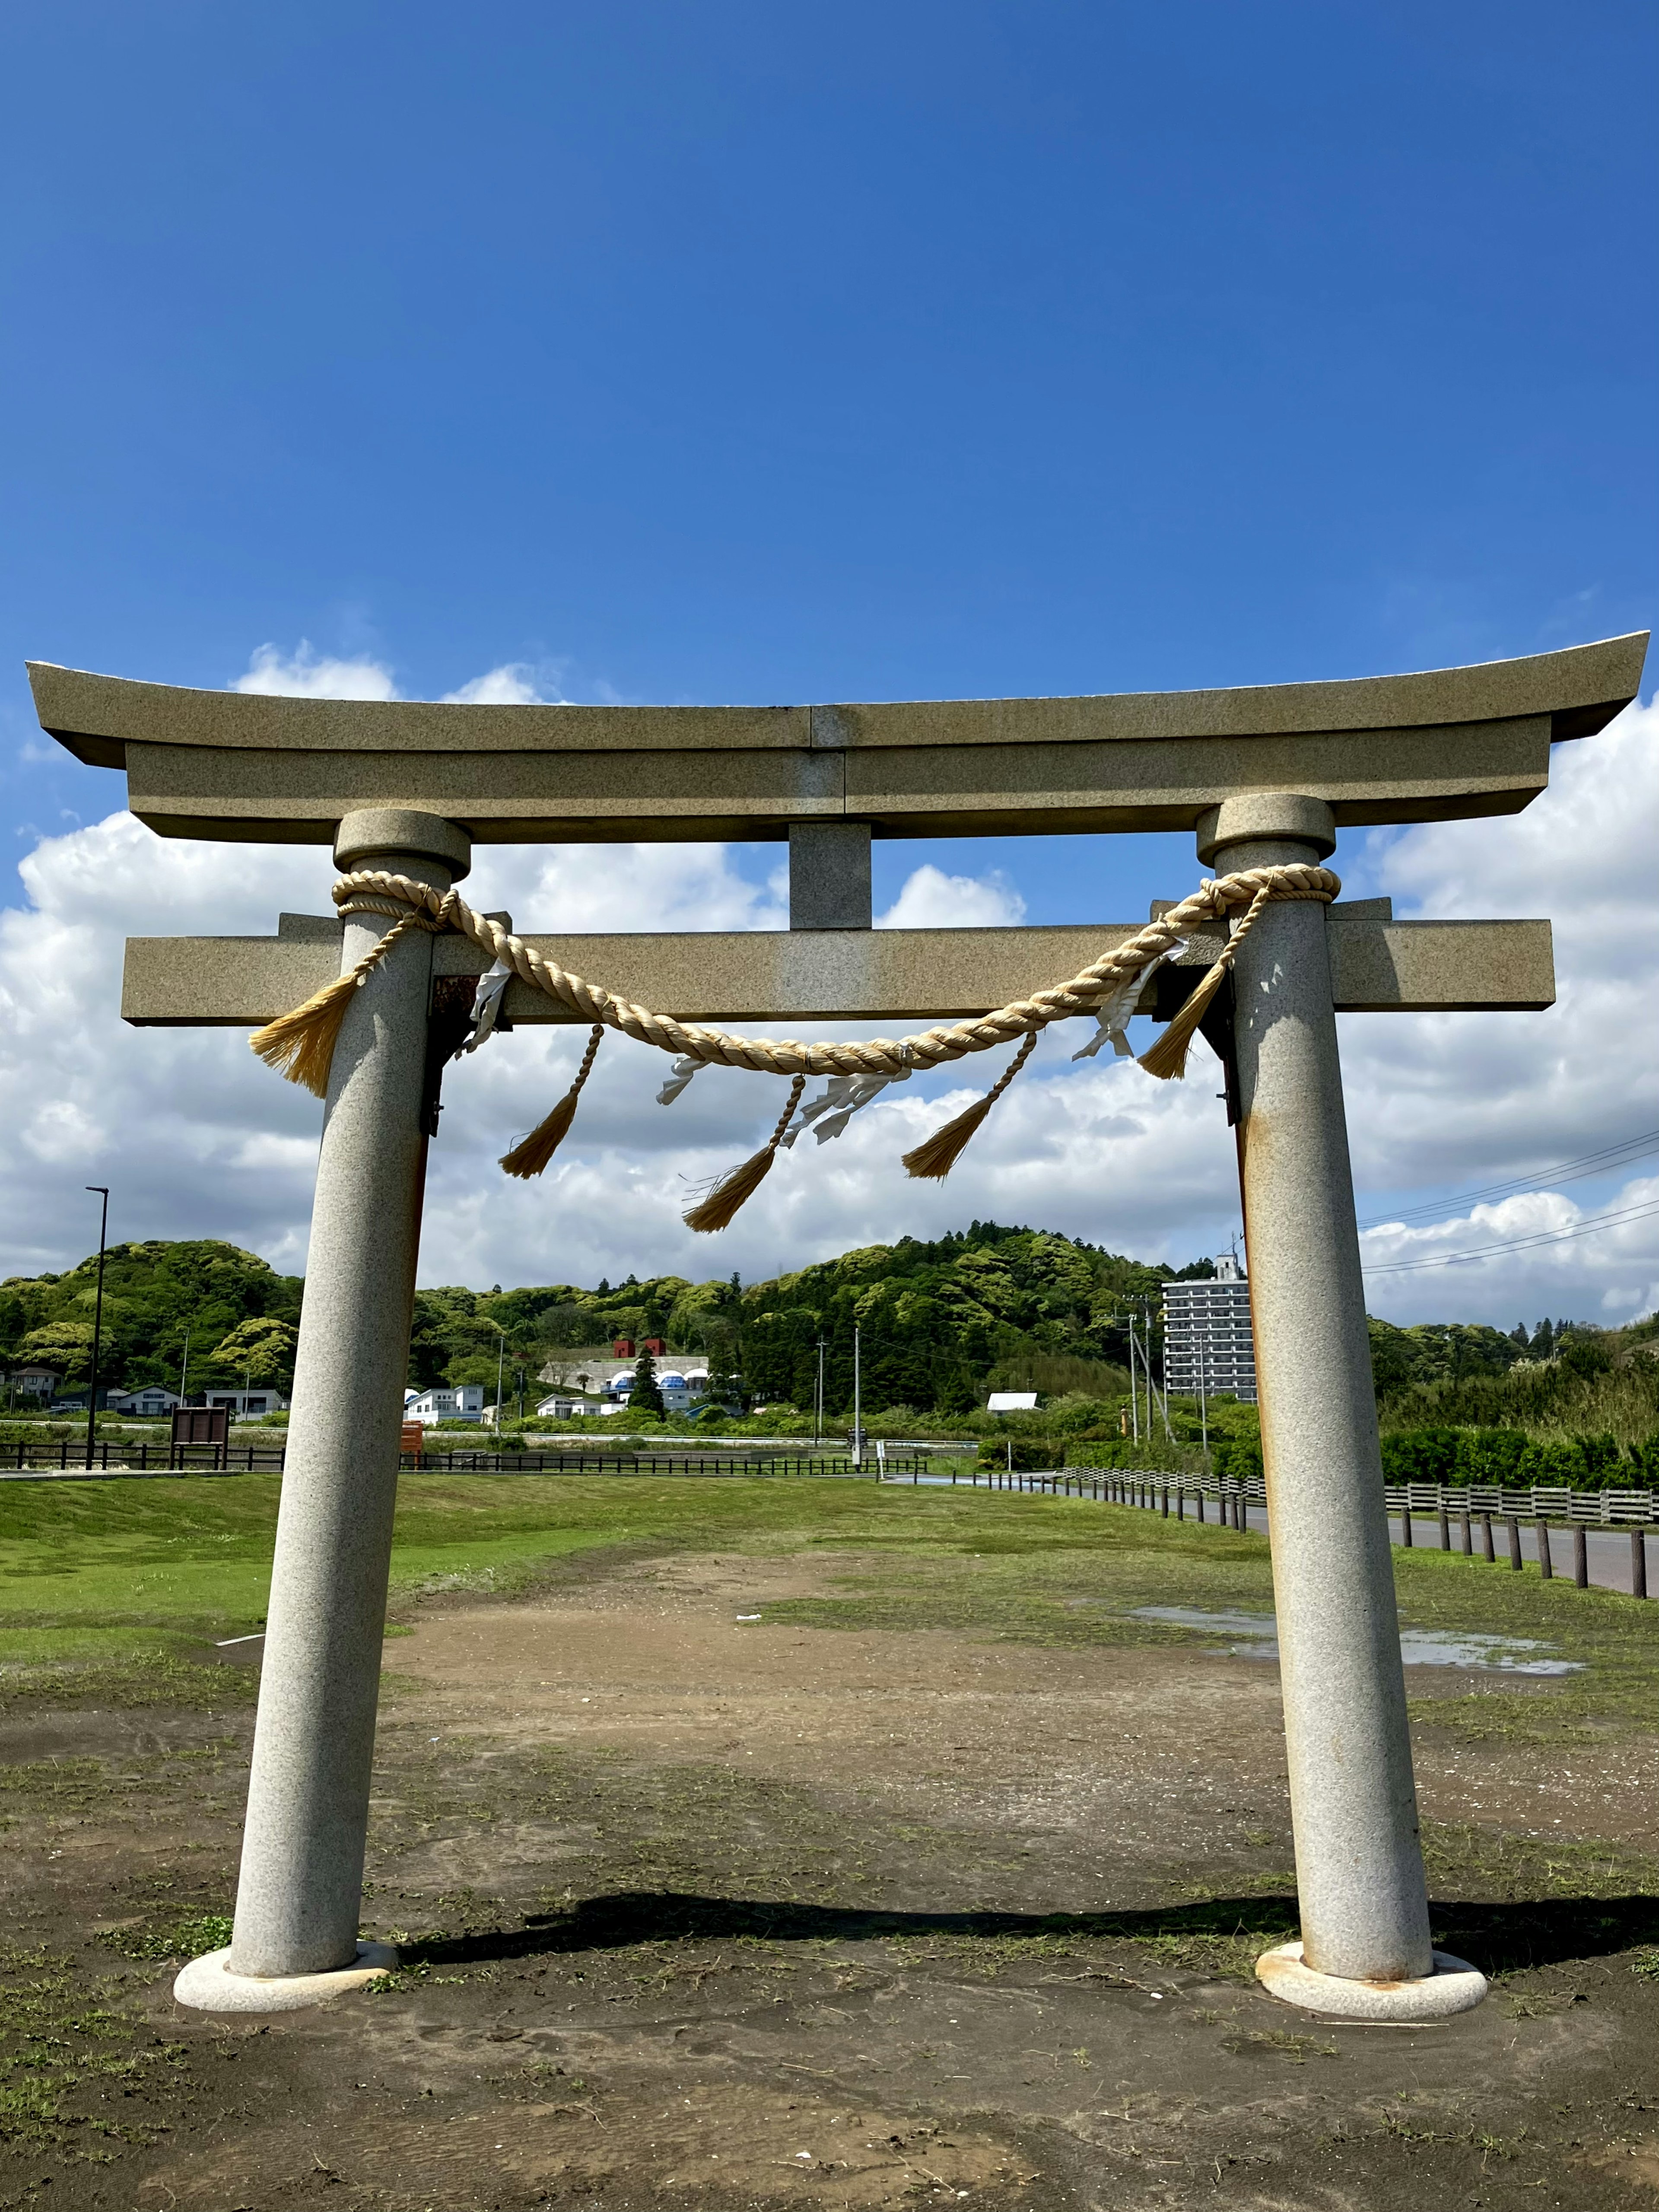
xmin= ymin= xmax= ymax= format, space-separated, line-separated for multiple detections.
xmin=901 ymin=1031 xmax=1037 ymax=1181
xmin=1136 ymin=957 xmax=1231 ymax=1081
xmin=499 ymin=1024 xmax=605 ymax=1178
xmin=683 ymin=1076 xmax=806 ymax=1233
xmin=249 ymin=909 xmax=429 ymax=1097
xmin=1138 ymin=885 xmax=1271 ymax=1082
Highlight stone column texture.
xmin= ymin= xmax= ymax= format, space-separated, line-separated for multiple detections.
xmin=229 ymin=845 xmax=450 ymax=1976
xmin=1224 ymin=830 xmax=1434 ymax=1985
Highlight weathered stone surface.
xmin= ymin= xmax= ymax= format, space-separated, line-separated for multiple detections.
xmin=119 ymin=906 xmax=1554 ymax=1028
xmin=30 ymin=632 xmax=1645 ymax=845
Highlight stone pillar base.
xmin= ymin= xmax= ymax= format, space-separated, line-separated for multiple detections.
xmin=1256 ymin=1941 xmax=1486 ymax=2021
xmin=173 ymin=1941 xmax=397 ymax=2014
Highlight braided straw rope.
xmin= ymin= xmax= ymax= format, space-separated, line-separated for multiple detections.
xmin=317 ymin=861 xmax=1340 ymax=1079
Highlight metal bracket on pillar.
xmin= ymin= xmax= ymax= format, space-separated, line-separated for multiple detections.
xmin=1153 ymin=964 xmax=1240 ymax=1124
xmin=420 ymin=907 xmax=514 ymax=1139
xmin=420 ymin=977 xmax=479 ymax=1139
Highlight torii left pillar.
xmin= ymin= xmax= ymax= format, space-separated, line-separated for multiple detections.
xmin=175 ymin=806 xmax=469 ymax=2011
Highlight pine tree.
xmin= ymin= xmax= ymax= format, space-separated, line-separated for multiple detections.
xmin=629 ymin=1346 xmax=665 ymax=1417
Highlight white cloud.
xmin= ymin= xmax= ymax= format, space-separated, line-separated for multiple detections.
xmin=0 ymin=805 xmax=1232 ymax=1289
xmin=234 ymin=641 xmax=398 ymax=700
xmin=1338 ymin=693 xmax=1659 ymax=1323
xmin=878 ymin=864 xmax=1026 ymax=929
xmin=233 ymin=644 xmax=566 ymax=707
xmin=0 ymin=813 xmax=340 ymax=1276
xmin=1358 ymin=1181 xmax=1659 ymax=1329
xmin=441 ymin=663 xmax=562 ymax=707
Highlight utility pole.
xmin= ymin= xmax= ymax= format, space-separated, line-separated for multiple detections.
xmin=179 ymin=1328 xmax=191 ymax=1408
xmin=813 ymin=1335 xmax=826 ymax=1449
xmin=1124 ymin=1318 xmax=1140 ymax=1445
xmin=852 ymin=1324 xmax=863 ymax=1471
xmin=1154 ymin=1299 xmax=1176 ymax=1444
xmin=494 ymin=1330 xmax=506 ymax=1429
xmin=84 ymin=1186 xmax=110 ymax=1470
xmin=1142 ymin=1299 xmax=1154 ymax=1442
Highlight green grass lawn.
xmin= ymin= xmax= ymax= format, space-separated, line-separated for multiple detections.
xmin=0 ymin=1471 xmax=1654 ymax=1737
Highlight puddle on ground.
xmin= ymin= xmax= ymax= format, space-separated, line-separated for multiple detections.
xmin=1127 ymin=1606 xmax=1583 ymax=1674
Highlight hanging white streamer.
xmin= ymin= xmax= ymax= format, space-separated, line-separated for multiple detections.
xmin=656 ymin=1056 xmax=703 ymax=1106
xmin=455 ymin=958 xmax=514 ymax=1056
xmin=779 ymin=1067 xmax=912 ymax=1149
xmin=1070 ymin=947 xmax=1186 ymax=1063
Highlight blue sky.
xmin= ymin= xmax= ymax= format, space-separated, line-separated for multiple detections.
xmin=0 ymin=0 xmax=1654 ymax=1314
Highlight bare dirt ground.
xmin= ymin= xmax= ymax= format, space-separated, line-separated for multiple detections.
xmin=4 ymin=1544 xmax=1659 ymax=2212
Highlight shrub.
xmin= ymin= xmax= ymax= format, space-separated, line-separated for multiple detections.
xmin=978 ymin=1436 xmax=1064 ymax=1473
xmin=1212 ymin=1437 xmax=1263 ymax=1482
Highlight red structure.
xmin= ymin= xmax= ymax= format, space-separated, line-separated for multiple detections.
xmin=612 ymin=1337 xmax=634 ymax=1356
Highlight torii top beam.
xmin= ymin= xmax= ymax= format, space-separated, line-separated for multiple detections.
xmin=29 ymin=633 xmax=1646 ymax=848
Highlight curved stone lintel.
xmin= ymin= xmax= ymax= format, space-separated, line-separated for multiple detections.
xmin=25 ymin=632 xmax=1648 ymax=847
xmin=172 ymin=1942 xmax=397 ymax=2015
xmin=1256 ymin=1941 xmax=1488 ymax=2022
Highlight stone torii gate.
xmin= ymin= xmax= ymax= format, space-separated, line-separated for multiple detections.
xmin=31 ymin=630 xmax=1647 ymax=2022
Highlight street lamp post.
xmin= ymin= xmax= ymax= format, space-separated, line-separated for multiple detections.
xmin=84 ymin=1186 xmax=110 ymax=1470
xmin=814 ymin=1335 xmax=826 ymax=1450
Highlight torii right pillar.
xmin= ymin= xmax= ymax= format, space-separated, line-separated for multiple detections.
xmin=1201 ymin=793 xmax=1485 ymax=2020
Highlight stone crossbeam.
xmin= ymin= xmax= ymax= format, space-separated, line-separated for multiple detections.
xmin=119 ymin=901 xmax=1554 ymax=1029
xmin=30 ymin=633 xmax=1645 ymax=846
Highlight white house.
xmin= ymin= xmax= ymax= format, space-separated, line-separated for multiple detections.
xmin=9 ymin=1365 xmax=61 ymax=1400
xmin=202 ymin=1387 xmax=289 ymax=1418
xmin=535 ymin=1394 xmax=598 ymax=1419
xmin=404 ymin=1383 xmax=486 ymax=1425
xmin=107 ymin=1385 xmax=181 ymax=1419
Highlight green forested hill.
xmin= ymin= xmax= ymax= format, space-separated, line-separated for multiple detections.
xmin=6 ymin=1231 xmax=1652 ymax=1448
xmin=0 ymin=1241 xmax=303 ymax=1394
xmin=0 ymin=1225 xmax=1201 ymax=1412
xmin=408 ymin=1222 xmax=1206 ymax=1414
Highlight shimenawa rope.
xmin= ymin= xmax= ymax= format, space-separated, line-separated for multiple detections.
xmin=249 ymin=862 xmax=1338 ymax=1228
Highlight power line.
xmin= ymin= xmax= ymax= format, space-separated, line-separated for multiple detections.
xmin=1356 ymin=1127 xmax=1659 ymax=1231
xmin=1361 ymin=1193 xmax=1659 ymax=1277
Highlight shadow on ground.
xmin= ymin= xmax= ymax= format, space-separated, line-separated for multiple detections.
xmin=402 ymin=1886 xmax=1659 ymax=1977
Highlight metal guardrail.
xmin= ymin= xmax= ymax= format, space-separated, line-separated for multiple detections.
xmin=929 ymin=1464 xmax=1658 ymax=1593
xmin=920 ymin=1463 xmax=1659 ymax=1531
xmin=1383 ymin=1481 xmax=1658 ymax=1526
xmin=915 ymin=1464 xmax=1265 ymax=1523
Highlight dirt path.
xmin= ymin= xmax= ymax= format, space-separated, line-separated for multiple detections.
xmin=394 ymin=1547 xmax=1659 ymax=1859
xmin=4 ymin=1544 xmax=1659 ymax=2211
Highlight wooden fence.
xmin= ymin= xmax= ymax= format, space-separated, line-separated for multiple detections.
xmin=400 ymin=1448 xmax=908 ymax=1478
xmin=0 ymin=1438 xmax=913 ymax=1481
